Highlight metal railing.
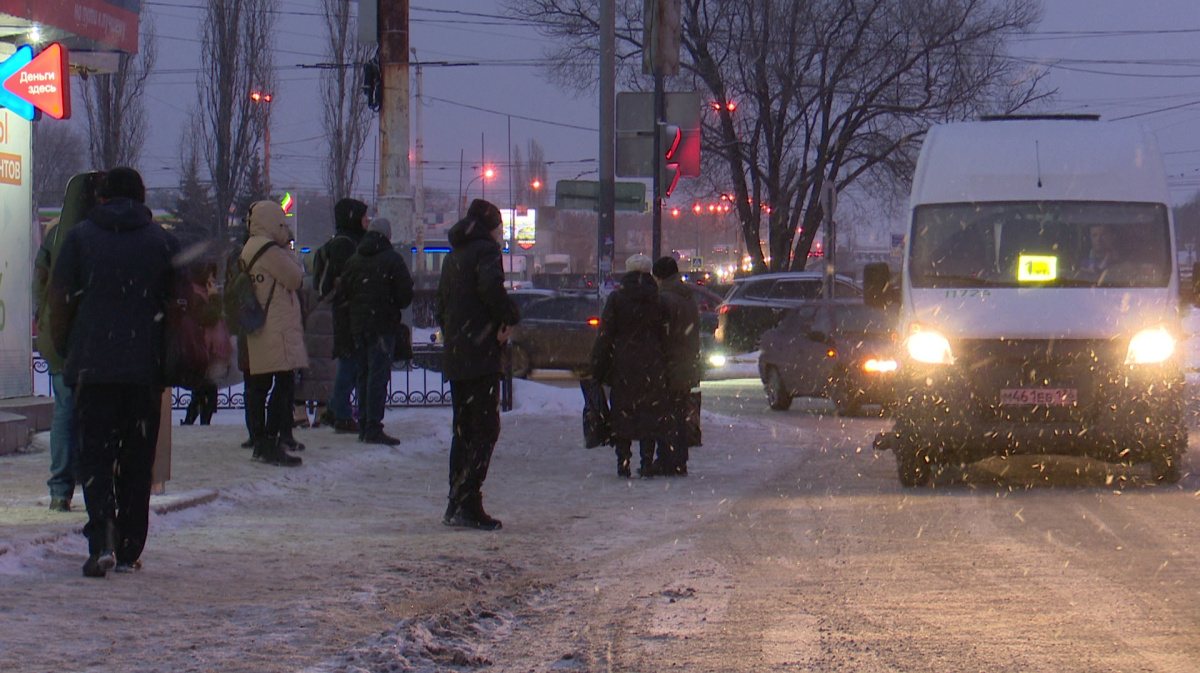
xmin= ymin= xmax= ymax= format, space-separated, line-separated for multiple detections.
xmin=33 ymin=343 xmax=454 ymax=410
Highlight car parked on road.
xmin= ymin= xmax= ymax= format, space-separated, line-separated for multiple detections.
xmin=508 ymin=293 xmax=604 ymax=377
xmin=715 ymin=272 xmax=862 ymax=353
xmin=758 ymin=299 xmax=899 ymax=415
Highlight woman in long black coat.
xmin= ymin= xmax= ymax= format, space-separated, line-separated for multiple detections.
xmin=590 ymin=254 xmax=670 ymax=477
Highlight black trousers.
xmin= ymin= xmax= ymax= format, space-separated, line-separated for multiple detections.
xmin=184 ymin=381 xmax=218 ymax=425
xmin=448 ymin=375 xmax=501 ymax=509
xmin=75 ymin=383 xmax=161 ymax=562
xmin=245 ymin=370 xmax=295 ymax=443
xmin=656 ymin=391 xmax=691 ymax=470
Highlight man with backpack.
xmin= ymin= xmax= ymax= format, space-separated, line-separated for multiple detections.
xmin=335 ymin=217 xmax=414 ymax=446
xmin=312 ymin=198 xmax=369 ymax=434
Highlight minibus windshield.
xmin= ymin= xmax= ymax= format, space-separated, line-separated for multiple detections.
xmin=909 ymin=202 xmax=1171 ymax=289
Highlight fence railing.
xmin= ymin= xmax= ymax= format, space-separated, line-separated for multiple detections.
xmin=33 ymin=343 xmax=454 ymax=410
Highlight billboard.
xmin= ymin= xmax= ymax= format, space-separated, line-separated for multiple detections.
xmin=0 ymin=0 xmax=140 ymax=53
xmin=0 ymin=109 xmax=31 ymax=397
xmin=501 ymin=208 xmax=536 ymax=250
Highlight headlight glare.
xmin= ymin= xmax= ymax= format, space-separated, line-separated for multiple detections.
xmin=905 ymin=330 xmax=954 ymax=365
xmin=1125 ymin=326 xmax=1175 ymax=365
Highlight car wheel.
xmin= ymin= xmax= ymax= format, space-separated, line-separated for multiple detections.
xmin=509 ymin=344 xmax=532 ymax=379
xmin=764 ymin=366 xmax=793 ymax=411
xmin=1150 ymin=438 xmax=1184 ymax=484
xmin=832 ymin=373 xmax=863 ymax=417
xmin=895 ymin=440 xmax=932 ymax=487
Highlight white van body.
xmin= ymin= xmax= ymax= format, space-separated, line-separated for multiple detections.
xmin=886 ymin=117 xmax=1186 ymax=485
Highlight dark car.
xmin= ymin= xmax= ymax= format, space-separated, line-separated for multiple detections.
xmin=757 ymin=300 xmax=898 ymax=415
xmin=508 ymin=293 xmax=604 ymax=377
xmin=508 ymin=288 xmax=560 ymax=313
xmin=715 ymin=272 xmax=862 ymax=353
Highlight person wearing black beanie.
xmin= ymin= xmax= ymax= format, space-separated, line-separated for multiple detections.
xmin=435 ymin=198 xmax=520 ymax=530
xmin=652 ymin=256 xmax=702 ymax=476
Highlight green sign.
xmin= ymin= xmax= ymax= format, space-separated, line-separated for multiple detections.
xmin=555 ymin=180 xmax=646 ymax=212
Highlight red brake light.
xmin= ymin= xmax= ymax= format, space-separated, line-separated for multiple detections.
xmin=718 ymin=305 xmax=730 ymax=314
xmin=587 ymin=317 xmax=600 ymax=326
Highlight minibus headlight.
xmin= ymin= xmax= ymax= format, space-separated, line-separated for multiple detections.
xmin=1125 ymin=326 xmax=1175 ymax=365
xmin=905 ymin=330 xmax=954 ymax=365
xmin=708 ymin=352 xmax=727 ymax=368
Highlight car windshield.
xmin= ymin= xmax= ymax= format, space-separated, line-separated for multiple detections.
xmin=909 ymin=201 xmax=1171 ymax=288
xmin=834 ymin=305 xmax=896 ymax=335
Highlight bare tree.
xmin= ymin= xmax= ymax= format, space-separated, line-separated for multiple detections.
xmin=80 ymin=19 xmax=157 ymax=170
xmin=321 ymin=0 xmax=374 ymax=204
xmin=507 ymin=0 xmax=1050 ymax=272
xmin=199 ymin=0 xmax=277 ymax=239
xmin=170 ymin=114 xmax=217 ymax=246
xmin=31 ymin=122 xmax=86 ymax=206
xmin=512 ymin=139 xmax=548 ymax=208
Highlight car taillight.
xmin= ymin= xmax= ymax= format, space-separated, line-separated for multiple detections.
xmin=587 ymin=317 xmax=600 ymax=326
xmin=718 ymin=305 xmax=730 ymax=314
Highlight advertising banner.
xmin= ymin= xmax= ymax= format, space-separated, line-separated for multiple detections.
xmin=0 ymin=109 xmax=31 ymax=397
xmin=0 ymin=0 xmax=140 ymax=53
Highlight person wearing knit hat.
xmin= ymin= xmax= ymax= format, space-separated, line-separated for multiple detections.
xmin=312 ymin=198 xmax=371 ymax=434
xmin=651 ymin=255 xmax=702 ymax=476
xmin=625 ymin=253 xmax=653 ymax=274
xmin=436 ymin=197 xmax=520 ymax=530
xmin=589 ymin=250 xmax=670 ymax=478
xmin=335 ymin=214 xmax=413 ymax=446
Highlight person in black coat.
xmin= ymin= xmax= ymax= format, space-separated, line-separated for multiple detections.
xmin=48 ymin=167 xmax=179 ymax=577
xmin=590 ymin=254 xmax=670 ymax=478
xmin=435 ymin=199 xmax=520 ymax=530
xmin=312 ymin=197 xmax=369 ymax=433
xmin=653 ymin=256 xmax=702 ymax=476
xmin=335 ymin=217 xmax=414 ymax=446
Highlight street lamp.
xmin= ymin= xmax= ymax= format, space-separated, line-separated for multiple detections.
xmin=459 ymin=166 xmax=495 ymax=217
xmin=250 ymin=90 xmax=273 ymax=192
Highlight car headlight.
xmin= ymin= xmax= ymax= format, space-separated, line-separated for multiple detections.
xmin=905 ymin=328 xmax=954 ymax=365
xmin=862 ymin=358 xmax=898 ymax=373
xmin=1125 ymin=326 xmax=1175 ymax=365
xmin=708 ymin=352 xmax=727 ymax=368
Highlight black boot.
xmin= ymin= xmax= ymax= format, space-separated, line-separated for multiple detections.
xmin=442 ymin=499 xmax=459 ymax=525
xmin=447 ymin=493 xmax=501 ymax=531
xmin=254 ymin=438 xmax=302 ymax=467
xmin=617 ymin=457 xmax=631 ymax=478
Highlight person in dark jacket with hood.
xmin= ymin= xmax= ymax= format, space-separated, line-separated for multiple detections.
xmin=33 ymin=171 xmax=104 ymax=512
xmin=652 ymin=256 xmax=702 ymax=476
xmin=590 ymin=254 xmax=670 ymax=478
xmin=48 ymin=167 xmax=179 ymax=578
xmin=312 ymin=197 xmax=369 ymax=433
xmin=435 ymin=198 xmax=520 ymax=531
xmin=335 ymin=217 xmax=414 ymax=446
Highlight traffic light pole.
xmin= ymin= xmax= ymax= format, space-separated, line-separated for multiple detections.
xmin=652 ymin=71 xmax=664 ymax=261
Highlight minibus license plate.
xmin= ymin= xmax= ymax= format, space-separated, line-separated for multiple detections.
xmin=1000 ymin=388 xmax=1077 ymax=406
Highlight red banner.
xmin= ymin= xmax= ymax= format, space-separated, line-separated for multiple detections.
xmin=0 ymin=0 xmax=139 ymax=53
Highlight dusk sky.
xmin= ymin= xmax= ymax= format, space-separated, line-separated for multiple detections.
xmin=101 ymin=1 xmax=1200 ymax=212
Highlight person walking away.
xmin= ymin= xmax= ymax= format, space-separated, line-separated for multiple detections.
xmin=652 ymin=256 xmax=702 ymax=476
xmin=240 ymin=201 xmax=309 ymax=467
xmin=335 ymin=217 xmax=414 ymax=445
xmin=48 ymin=167 xmax=178 ymax=577
xmin=181 ymin=261 xmax=224 ymax=425
xmin=435 ymin=199 xmax=520 ymax=530
xmin=590 ymin=254 xmax=670 ymax=478
xmin=312 ymin=198 xmax=369 ymax=434
xmin=34 ymin=171 xmax=104 ymax=512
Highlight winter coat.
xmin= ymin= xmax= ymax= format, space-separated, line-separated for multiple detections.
xmin=296 ymin=277 xmax=336 ymax=403
xmin=240 ymin=222 xmax=309 ymax=376
xmin=48 ymin=197 xmax=180 ymax=388
xmin=589 ymin=271 xmax=670 ymax=441
xmin=657 ymin=275 xmax=703 ymax=393
xmin=435 ymin=215 xmax=520 ymax=382
xmin=313 ymin=223 xmax=366 ymax=359
xmin=335 ymin=230 xmax=415 ymax=338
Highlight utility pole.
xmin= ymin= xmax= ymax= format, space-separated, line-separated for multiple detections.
xmin=377 ymin=0 xmax=412 ymax=256
xmin=411 ymin=47 xmax=425 ymax=282
xmin=598 ymin=0 xmax=615 ymax=287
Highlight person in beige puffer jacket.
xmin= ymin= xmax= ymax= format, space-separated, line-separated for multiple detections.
xmin=240 ymin=200 xmax=309 ymax=466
